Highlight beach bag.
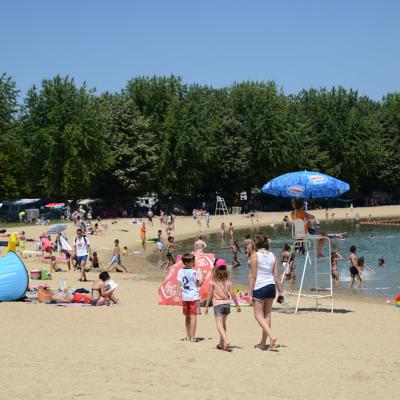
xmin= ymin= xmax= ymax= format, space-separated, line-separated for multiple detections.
xmin=41 ymin=270 xmax=52 ymax=280
xmin=38 ymin=286 xmax=53 ymax=303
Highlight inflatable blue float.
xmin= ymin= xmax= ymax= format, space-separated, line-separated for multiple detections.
xmin=0 ymin=251 xmax=29 ymax=302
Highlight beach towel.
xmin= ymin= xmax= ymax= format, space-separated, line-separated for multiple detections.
xmin=59 ymin=235 xmax=72 ymax=252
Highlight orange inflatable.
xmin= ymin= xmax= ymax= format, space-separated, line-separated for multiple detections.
xmin=158 ymin=252 xmax=215 ymax=305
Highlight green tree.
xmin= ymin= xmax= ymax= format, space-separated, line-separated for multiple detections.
xmin=0 ymin=73 xmax=23 ymax=197
xmin=101 ymin=94 xmax=158 ymax=199
xmin=20 ymin=75 xmax=109 ymax=197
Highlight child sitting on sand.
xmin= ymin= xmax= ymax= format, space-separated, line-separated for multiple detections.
xmin=91 ymin=271 xmax=119 ymax=306
xmin=174 ymin=253 xmax=206 ymax=342
xmin=90 ymin=251 xmax=102 ymax=270
xmin=205 ymin=258 xmax=241 ymax=351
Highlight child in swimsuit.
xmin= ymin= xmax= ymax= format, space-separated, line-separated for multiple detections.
xmin=220 ymin=223 xmax=225 ymax=239
xmin=281 ymin=244 xmax=290 ymax=275
xmin=330 ymin=250 xmax=343 ymax=285
xmin=140 ymin=223 xmax=146 ymax=251
xmin=91 ymin=271 xmax=118 ymax=306
xmin=231 ymin=240 xmax=240 ymax=269
xmin=164 ymin=236 xmax=176 ymax=270
xmin=349 ymin=245 xmax=361 ymax=288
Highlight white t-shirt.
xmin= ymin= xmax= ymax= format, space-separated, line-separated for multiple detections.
xmin=74 ymin=236 xmax=90 ymax=257
xmin=177 ymin=268 xmax=200 ymax=301
xmin=254 ymin=249 xmax=276 ymax=290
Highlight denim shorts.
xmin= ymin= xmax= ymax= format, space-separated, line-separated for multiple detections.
xmin=76 ymin=255 xmax=88 ymax=265
xmin=252 ymin=284 xmax=276 ymax=301
xmin=213 ymin=303 xmax=231 ymax=316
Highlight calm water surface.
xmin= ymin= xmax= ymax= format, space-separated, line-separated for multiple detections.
xmin=152 ymin=220 xmax=400 ymax=299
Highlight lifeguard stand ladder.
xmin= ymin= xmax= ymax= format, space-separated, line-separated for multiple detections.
xmin=215 ymin=196 xmax=229 ymax=216
xmin=276 ymin=219 xmax=333 ymax=315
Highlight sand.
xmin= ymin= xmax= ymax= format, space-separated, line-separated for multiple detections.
xmin=1 ymin=205 xmax=400 ymax=399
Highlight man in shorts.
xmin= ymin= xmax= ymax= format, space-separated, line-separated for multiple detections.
xmin=74 ymin=228 xmax=92 ymax=281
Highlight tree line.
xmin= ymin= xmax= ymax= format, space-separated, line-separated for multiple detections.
xmin=1 ymin=73 xmax=399 ymax=203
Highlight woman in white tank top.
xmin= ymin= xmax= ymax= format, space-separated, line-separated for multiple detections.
xmin=249 ymin=233 xmax=283 ymax=351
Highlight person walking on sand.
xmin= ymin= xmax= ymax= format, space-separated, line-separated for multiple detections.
xmin=205 ymin=211 xmax=210 ymax=229
xmin=194 ymin=235 xmax=207 ymax=253
xmin=349 ymin=245 xmax=361 ymax=288
xmin=249 ymin=233 xmax=284 ymax=351
xmin=162 ymin=236 xmax=176 ymax=270
xmin=205 ymin=258 xmax=241 ymax=352
xmin=74 ymin=228 xmax=92 ymax=282
xmin=174 ymin=253 xmax=206 ymax=342
xmin=107 ymin=239 xmax=128 ymax=272
xmin=140 ymin=222 xmax=147 ymax=251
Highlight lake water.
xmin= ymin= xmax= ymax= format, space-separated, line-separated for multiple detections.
xmin=154 ymin=220 xmax=400 ymax=300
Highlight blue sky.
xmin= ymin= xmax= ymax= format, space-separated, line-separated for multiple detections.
xmin=1 ymin=0 xmax=399 ymax=99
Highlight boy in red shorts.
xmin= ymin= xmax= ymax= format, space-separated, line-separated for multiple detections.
xmin=175 ymin=253 xmax=205 ymax=342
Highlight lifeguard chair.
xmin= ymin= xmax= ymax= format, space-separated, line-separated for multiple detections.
xmin=277 ymin=217 xmax=333 ymax=314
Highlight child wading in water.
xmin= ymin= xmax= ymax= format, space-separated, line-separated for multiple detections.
xmin=349 ymin=245 xmax=361 ymax=288
xmin=175 ymin=253 xmax=205 ymax=342
xmin=205 ymin=258 xmax=241 ymax=351
xmin=231 ymin=240 xmax=241 ymax=268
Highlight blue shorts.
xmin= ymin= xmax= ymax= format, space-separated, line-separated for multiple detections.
xmin=76 ymin=255 xmax=88 ymax=265
xmin=252 ymin=284 xmax=276 ymax=301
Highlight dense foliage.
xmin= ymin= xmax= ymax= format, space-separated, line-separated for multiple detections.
xmin=0 ymin=73 xmax=399 ymax=202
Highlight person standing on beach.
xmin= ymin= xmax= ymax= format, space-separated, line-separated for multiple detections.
xmin=156 ymin=230 xmax=164 ymax=255
xmin=74 ymin=228 xmax=92 ymax=282
xmin=249 ymin=233 xmax=283 ymax=351
xmin=205 ymin=258 xmax=241 ymax=352
xmin=140 ymin=222 xmax=147 ymax=251
xmin=349 ymin=245 xmax=361 ymax=288
xmin=205 ymin=211 xmax=210 ymax=229
xmin=107 ymin=239 xmax=128 ymax=272
xmin=147 ymin=209 xmax=154 ymax=227
xmin=159 ymin=210 xmax=165 ymax=226
xmin=175 ymin=253 xmax=206 ymax=342
xmin=162 ymin=236 xmax=176 ymax=270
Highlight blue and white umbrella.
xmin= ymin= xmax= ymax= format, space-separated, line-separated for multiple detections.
xmin=262 ymin=170 xmax=350 ymax=199
xmin=46 ymin=224 xmax=67 ymax=235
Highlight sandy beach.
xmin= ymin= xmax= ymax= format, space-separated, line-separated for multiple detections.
xmin=1 ymin=205 xmax=400 ymax=399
